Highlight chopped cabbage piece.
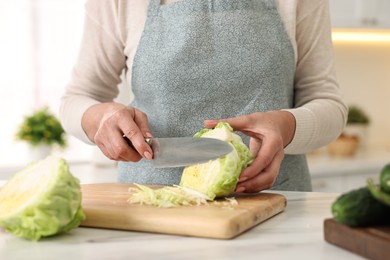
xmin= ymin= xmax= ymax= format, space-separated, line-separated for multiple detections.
xmin=128 ymin=184 xmax=238 ymax=209
xmin=0 ymin=156 xmax=85 ymax=241
xmin=128 ymin=184 xmax=211 ymax=208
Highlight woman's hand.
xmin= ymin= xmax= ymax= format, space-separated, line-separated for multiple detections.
xmin=204 ymin=111 xmax=296 ymax=193
xmin=82 ymin=102 xmax=153 ymax=162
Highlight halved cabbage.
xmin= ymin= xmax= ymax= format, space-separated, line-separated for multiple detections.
xmin=0 ymin=156 xmax=85 ymax=241
xmin=180 ymin=122 xmax=253 ymax=199
xmin=128 ymin=122 xmax=253 ymax=207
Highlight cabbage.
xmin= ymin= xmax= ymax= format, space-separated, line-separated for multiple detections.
xmin=128 ymin=122 xmax=253 ymax=207
xmin=0 ymin=156 xmax=85 ymax=241
xmin=180 ymin=122 xmax=253 ymax=199
xmin=128 ymin=184 xmax=211 ymax=208
xmin=128 ymin=184 xmax=238 ymax=209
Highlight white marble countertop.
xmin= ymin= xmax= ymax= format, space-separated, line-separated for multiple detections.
xmin=0 ymin=190 xmax=365 ymax=260
xmin=0 ymin=155 xmax=380 ymax=259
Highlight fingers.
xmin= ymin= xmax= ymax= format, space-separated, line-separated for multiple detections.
xmin=204 ymin=115 xmax=255 ymax=132
xmin=203 ymin=120 xmax=219 ymax=128
xmin=236 ymin=132 xmax=285 ymax=193
xmin=92 ymin=105 xmax=153 ymax=162
xmin=96 ymin=129 xmax=143 ymax=162
xmin=205 ymin=112 xmax=292 ymax=193
xmin=236 ymin=149 xmax=284 ymax=193
xmin=120 ymin=109 xmax=153 ymax=160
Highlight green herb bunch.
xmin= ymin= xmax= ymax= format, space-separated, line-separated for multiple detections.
xmin=347 ymin=106 xmax=370 ymax=125
xmin=16 ymin=106 xmax=67 ymax=148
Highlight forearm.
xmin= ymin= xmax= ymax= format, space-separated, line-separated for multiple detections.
xmin=284 ymin=0 xmax=348 ymax=154
xmin=59 ymin=94 xmax=100 ymax=145
xmin=284 ymin=99 xmax=347 ymax=154
xmin=60 ymin=1 xmax=126 ymax=144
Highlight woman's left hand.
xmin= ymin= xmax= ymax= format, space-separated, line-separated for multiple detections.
xmin=204 ymin=110 xmax=296 ymax=193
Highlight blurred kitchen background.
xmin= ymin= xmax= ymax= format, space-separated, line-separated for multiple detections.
xmin=0 ymin=0 xmax=389 ymax=192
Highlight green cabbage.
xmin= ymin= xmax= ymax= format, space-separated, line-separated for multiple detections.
xmin=180 ymin=122 xmax=253 ymax=199
xmin=128 ymin=184 xmax=211 ymax=208
xmin=128 ymin=184 xmax=238 ymax=209
xmin=0 ymin=156 xmax=85 ymax=241
xmin=128 ymin=122 xmax=253 ymax=207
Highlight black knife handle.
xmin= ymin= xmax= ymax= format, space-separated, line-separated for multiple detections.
xmin=122 ymin=135 xmax=152 ymax=148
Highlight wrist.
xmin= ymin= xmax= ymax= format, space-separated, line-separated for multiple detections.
xmin=82 ymin=102 xmax=124 ymax=142
xmin=268 ymin=110 xmax=296 ymax=147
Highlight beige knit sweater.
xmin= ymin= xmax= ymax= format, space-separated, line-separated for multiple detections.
xmin=60 ymin=0 xmax=348 ymax=154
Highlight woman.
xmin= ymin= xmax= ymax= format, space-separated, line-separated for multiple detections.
xmin=60 ymin=0 xmax=347 ymax=192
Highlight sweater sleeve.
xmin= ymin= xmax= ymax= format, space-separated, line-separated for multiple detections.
xmin=283 ymin=0 xmax=348 ymax=154
xmin=59 ymin=0 xmax=126 ymax=144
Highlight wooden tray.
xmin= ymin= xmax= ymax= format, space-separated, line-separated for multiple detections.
xmin=324 ymin=218 xmax=390 ymax=259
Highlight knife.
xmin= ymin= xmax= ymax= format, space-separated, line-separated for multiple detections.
xmin=123 ymin=136 xmax=233 ymax=168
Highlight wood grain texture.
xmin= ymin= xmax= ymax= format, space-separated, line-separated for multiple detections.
xmin=80 ymin=183 xmax=287 ymax=239
xmin=324 ymin=218 xmax=390 ymax=260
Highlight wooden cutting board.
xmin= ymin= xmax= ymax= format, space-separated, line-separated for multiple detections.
xmin=324 ymin=218 xmax=390 ymax=260
xmin=80 ymin=183 xmax=286 ymax=239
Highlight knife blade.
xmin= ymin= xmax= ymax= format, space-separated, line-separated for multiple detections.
xmin=123 ymin=136 xmax=233 ymax=168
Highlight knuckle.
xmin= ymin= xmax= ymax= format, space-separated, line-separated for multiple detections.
xmin=113 ymin=145 xmax=128 ymax=158
xmin=115 ymin=107 xmax=129 ymax=117
xmin=138 ymin=110 xmax=148 ymax=119
xmin=123 ymin=128 xmax=138 ymax=139
xmin=99 ymin=119 xmax=113 ymax=132
xmin=269 ymin=133 xmax=284 ymax=148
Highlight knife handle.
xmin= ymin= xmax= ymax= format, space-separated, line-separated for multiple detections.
xmin=122 ymin=135 xmax=152 ymax=148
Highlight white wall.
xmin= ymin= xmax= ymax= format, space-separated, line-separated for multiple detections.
xmin=333 ymin=41 xmax=390 ymax=149
xmin=0 ymin=0 xmax=92 ymax=168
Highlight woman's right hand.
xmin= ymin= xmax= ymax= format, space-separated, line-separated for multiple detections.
xmin=81 ymin=102 xmax=153 ymax=162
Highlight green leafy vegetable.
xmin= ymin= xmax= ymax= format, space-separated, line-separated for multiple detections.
xmin=128 ymin=184 xmax=211 ymax=208
xmin=128 ymin=184 xmax=238 ymax=209
xmin=180 ymin=122 xmax=253 ymax=199
xmin=128 ymin=122 xmax=253 ymax=208
xmin=15 ymin=106 xmax=67 ymax=148
xmin=0 ymin=156 xmax=85 ymax=241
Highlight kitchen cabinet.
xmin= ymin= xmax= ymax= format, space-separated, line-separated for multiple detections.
xmin=329 ymin=0 xmax=390 ymax=28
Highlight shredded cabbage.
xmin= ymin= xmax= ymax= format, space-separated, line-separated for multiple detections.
xmin=128 ymin=184 xmax=238 ymax=209
xmin=128 ymin=184 xmax=211 ymax=208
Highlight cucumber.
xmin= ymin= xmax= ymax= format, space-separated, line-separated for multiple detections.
xmin=380 ymin=163 xmax=390 ymax=193
xmin=367 ymin=179 xmax=390 ymax=206
xmin=331 ymin=187 xmax=390 ymax=227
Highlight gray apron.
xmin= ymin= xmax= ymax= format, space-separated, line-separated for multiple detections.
xmin=118 ymin=0 xmax=312 ymax=191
